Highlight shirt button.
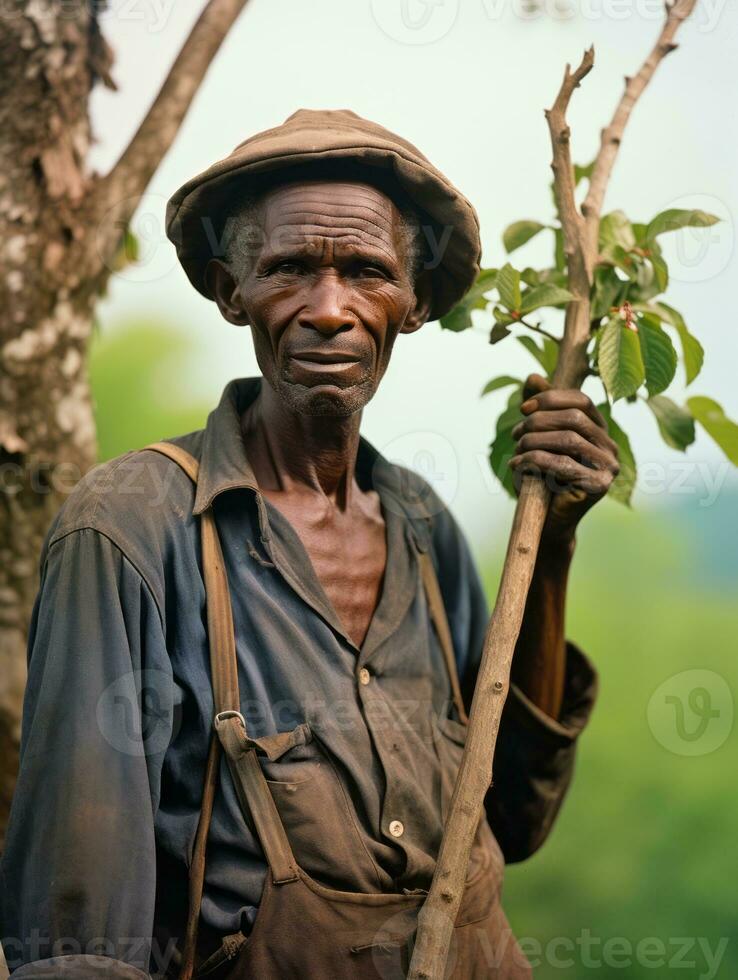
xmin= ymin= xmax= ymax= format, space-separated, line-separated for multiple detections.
xmin=389 ymin=820 xmax=404 ymax=838
xmin=358 ymin=667 xmax=371 ymax=686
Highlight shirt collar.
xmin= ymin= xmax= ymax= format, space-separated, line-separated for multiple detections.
xmin=193 ymin=377 xmax=434 ymax=552
xmin=192 ymin=377 xmax=261 ymax=515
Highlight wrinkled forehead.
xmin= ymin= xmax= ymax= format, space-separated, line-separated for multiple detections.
xmin=257 ymin=179 xmax=404 ymax=258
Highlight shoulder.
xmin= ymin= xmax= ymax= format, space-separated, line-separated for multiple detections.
xmin=45 ymin=429 xmax=205 ymax=578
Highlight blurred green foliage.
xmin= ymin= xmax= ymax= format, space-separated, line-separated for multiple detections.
xmin=90 ymin=320 xmax=736 ymax=978
xmin=89 ymin=320 xmax=211 ymax=460
xmin=492 ymin=503 xmax=737 ymax=979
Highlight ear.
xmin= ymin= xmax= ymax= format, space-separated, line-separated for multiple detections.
xmin=400 ymin=270 xmax=433 ymax=335
xmin=205 ymin=259 xmax=250 ymax=326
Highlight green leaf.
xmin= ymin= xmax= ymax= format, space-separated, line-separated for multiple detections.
xmin=650 ymin=252 xmax=668 ymax=292
xmin=489 ymin=323 xmax=511 ymax=344
xmin=574 ymin=160 xmax=595 ymax=185
xmin=503 ymin=221 xmax=546 ymax=254
xmin=591 ymin=268 xmax=623 ymax=320
xmin=608 ymin=244 xmax=640 ymax=280
xmin=496 ymin=263 xmax=522 ymax=312
xmin=597 ymin=403 xmax=637 ymax=506
xmin=637 ymin=314 xmax=677 ymax=396
xmin=439 ymin=267 xmax=498 ymax=332
xmin=481 ymin=375 xmax=521 ymax=396
xmin=653 ymin=302 xmax=704 ymax=385
xmin=439 ymin=304 xmax=476 ymax=332
xmin=111 ymin=229 xmax=140 ymax=272
xmin=492 ymin=306 xmax=515 ymax=327
xmin=687 ymin=396 xmax=738 ymax=466
xmin=489 ymin=386 xmax=524 ymax=498
xmin=521 ymin=267 xmax=541 ymax=286
xmin=554 ymin=227 xmax=565 ymax=272
xmin=597 ymin=319 xmax=646 ymax=401
xmin=599 ymin=211 xmax=636 ymax=252
xmin=632 ymin=222 xmax=649 ymax=245
xmin=537 ymin=267 xmax=569 ymax=288
xmin=636 ymin=260 xmax=655 ymax=292
xmin=519 ymin=283 xmax=573 ymax=315
xmin=646 ymin=395 xmax=696 ymax=451
xmin=646 ymin=209 xmax=720 ymax=240
xmin=517 ymin=335 xmax=559 ymax=377
xmin=475 ymin=267 xmax=499 ymax=292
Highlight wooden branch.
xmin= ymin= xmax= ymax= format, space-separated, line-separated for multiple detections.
xmin=545 ymin=47 xmax=593 ymax=280
xmin=408 ymin=6 xmax=697 ymax=978
xmin=583 ymin=0 xmax=698 ymax=253
xmin=518 ymin=318 xmax=558 ymax=342
xmin=545 ymin=47 xmax=597 ymax=388
xmin=98 ymin=0 xmax=249 ymax=230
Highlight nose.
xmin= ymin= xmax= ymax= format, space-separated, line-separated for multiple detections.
xmin=297 ymin=273 xmax=355 ymax=336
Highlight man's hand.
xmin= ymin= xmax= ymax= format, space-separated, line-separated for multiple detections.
xmin=509 ymin=373 xmax=620 ymax=543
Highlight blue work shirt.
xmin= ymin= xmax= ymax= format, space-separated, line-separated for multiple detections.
xmin=0 ymin=377 xmax=596 ymax=978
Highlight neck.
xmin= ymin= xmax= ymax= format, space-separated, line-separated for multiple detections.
xmin=241 ymin=382 xmax=363 ymax=508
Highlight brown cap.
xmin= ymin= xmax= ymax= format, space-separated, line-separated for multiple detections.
xmin=165 ymin=108 xmax=481 ymax=322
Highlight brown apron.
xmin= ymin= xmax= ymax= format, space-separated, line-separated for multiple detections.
xmin=146 ymin=443 xmax=531 ymax=980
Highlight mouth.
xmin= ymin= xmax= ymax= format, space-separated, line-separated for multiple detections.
xmin=286 ymin=349 xmax=368 ymax=386
xmin=289 ymin=350 xmax=363 ymax=365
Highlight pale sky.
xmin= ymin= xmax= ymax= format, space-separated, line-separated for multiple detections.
xmin=90 ymin=0 xmax=738 ymax=540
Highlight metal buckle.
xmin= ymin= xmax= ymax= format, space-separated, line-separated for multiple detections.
xmin=213 ymin=709 xmax=246 ymax=732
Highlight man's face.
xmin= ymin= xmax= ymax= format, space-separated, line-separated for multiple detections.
xmin=210 ymin=180 xmax=430 ymax=417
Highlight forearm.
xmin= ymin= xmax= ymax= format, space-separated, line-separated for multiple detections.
xmin=1 ymin=530 xmax=166 ymax=976
xmin=510 ymin=531 xmax=575 ymax=719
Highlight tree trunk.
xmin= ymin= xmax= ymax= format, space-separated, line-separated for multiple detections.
xmin=0 ymin=0 xmax=248 ymax=848
xmin=0 ymin=0 xmax=110 ymax=847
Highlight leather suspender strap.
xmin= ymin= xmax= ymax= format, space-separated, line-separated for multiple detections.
xmin=144 ymin=443 xmax=298 ymax=980
xmin=199 ymin=503 xmax=299 ymax=886
xmin=418 ymin=550 xmax=469 ymax=725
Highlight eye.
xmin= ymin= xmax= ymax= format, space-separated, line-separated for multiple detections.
xmin=355 ymin=263 xmax=390 ymax=280
xmin=268 ymin=260 xmax=306 ymax=276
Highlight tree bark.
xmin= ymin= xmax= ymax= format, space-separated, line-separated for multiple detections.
xmin=0 ymin=0 xmax=248 ymax=848
xmin=0 ymin=0 xmax=104 ymax=848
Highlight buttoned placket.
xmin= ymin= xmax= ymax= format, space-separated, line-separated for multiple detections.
xmin=244 ymin=479 xmax=431 ymax=862
xmin=353 ymin=520 xmax=434 ymax=856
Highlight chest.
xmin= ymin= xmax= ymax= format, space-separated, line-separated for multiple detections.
xmin=260 ymin=489 xmax=388 ymax=648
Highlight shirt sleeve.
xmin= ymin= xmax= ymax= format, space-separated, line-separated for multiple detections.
xmin=0 ymin=528 xmax=174 ymax=978
xmin=430 ymin=505 xmax=598 ymax=865
xmin=485 ymin=642 xmax=597 ymax=863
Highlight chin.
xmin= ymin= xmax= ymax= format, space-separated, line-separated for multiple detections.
xmin=276 ymin=377 xmax=376 ymax=417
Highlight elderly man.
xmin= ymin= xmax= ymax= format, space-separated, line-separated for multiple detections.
xmin=1 ymin=110 xmax=618 ymax=978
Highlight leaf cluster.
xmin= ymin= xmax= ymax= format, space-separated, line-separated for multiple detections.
xmin=440 ymin=173 xmax=736 ymax=505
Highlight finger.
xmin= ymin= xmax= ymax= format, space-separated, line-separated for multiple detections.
xmin=515 ymin=430 xmax=619 ymax=474
xmin=509 ymin=449 xmax=612 ymax=495
xmin=522 ymin=373 xmax=552 ymax=402
xmin=521 ymin=388 xmax=608 ymax=430
xmin=512 ymin=408 xmax=618 ymax=453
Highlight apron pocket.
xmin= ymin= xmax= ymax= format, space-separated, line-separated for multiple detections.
xmin=261 ymin=724 xmax=384 ymax=894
